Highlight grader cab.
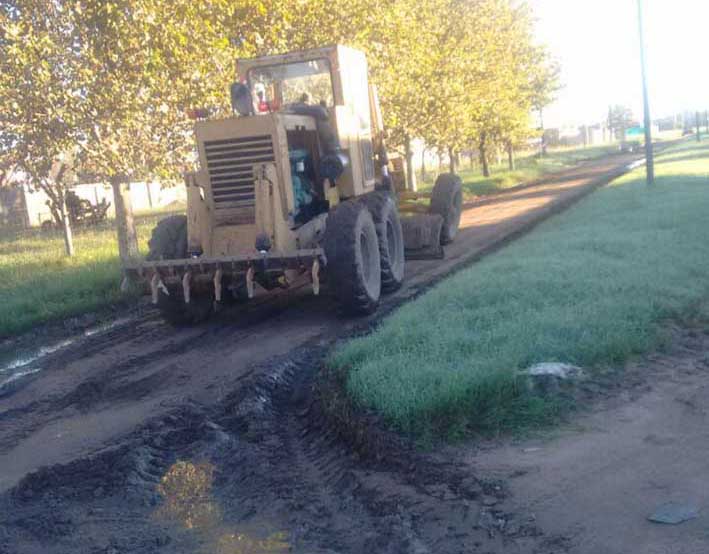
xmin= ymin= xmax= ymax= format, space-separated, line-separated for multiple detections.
xmin=124 ymin=45 xmax=462 ymax=323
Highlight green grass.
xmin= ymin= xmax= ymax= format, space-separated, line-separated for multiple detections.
xmin=421 ymin=132 xmax=682 ymax=199
xmin=0 ymin=207 xmax=183 ymax=338
xmin=332 ymin=139 xmax=709 ymax=438
xmin=419 ymin=144 xmax=622 ymax=198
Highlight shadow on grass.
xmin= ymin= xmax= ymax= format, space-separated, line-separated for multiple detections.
xmin=655 ymin=151 xmax=709 ymax=165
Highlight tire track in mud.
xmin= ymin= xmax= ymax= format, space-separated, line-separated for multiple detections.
xmin=0 ymin=325 xmax=214 ymax=453
xmin=0 ymin=343 xmax=558 ymax=554
xmin=1 ymin=152 xmax=657 ymax=553
xmin=0 ymin=296 xmax=303 ymax=454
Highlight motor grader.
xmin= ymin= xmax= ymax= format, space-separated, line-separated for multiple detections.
xmin=123 ymin=45 xmax=462 ymax=323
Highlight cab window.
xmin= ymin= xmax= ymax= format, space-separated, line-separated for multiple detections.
xmin=249 ymin=59 xmax=335 ymax=111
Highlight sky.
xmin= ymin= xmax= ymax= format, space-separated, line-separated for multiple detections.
xmin=529 ymin=0 xmax=709 ymax=128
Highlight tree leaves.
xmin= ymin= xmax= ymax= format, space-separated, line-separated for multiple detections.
xmin=1 ymin=0 xmax=559 ymax=189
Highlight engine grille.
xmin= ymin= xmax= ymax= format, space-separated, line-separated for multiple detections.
xmin=203 ymin=135 xmax=275 ymax=210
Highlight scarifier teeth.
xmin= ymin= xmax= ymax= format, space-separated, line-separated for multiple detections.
xmin=120 ymin=275 xmax=130 ymax=293
xmin=312 ymin=259 xmax=320 ymax=296
xmin=182 ymin=272 xmax=191 ymax=304
xmin=150 ymin=273 xmax=160 ymax=304
xmin=213 ymin=268 xmax=223 ymax=302
xmin=246 ymin=266 xmax=255 ymax=299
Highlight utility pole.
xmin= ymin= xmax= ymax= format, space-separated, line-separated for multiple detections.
xmin=637 ymin=0 xmax=654 ymax=185
xmin=696 ymin=111 xmax=702 ymax=142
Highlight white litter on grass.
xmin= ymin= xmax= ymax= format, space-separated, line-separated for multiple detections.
xmin=525 ymin=363 xmax=584 ymax=379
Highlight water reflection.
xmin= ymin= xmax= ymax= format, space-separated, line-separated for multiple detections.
xmin=215 ymin=531 xmax=290 ymax=554
xmin=0 ymin=315 xmax=136 ymax=387
xmin=155 ymin=460 xmax=221 ymax=529
xmin=155 ymin=460 xmax=291 ymax=553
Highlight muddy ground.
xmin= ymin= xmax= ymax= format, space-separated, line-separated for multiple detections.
xmin=467 ymin=324 xmax=709 ymax=554
xmin=0 ymin=152 xmax=681 ymax=554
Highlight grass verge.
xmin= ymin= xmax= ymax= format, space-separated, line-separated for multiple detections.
xmin=421 ymin=130 xmax=682 ymax=199
xmin=331 ymin=138 xmax=709 ymax=439
xmin=0 ymin=208 xmax=182 ymax=338
xmin=419 ymin=144 xmax=622 ymax=198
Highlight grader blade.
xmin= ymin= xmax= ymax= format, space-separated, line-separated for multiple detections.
xmin=401 ymin=214 xmax=444 ymax=260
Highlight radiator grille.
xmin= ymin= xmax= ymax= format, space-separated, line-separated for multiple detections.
xmin=203 ymin=135 xmax=275 ymax=210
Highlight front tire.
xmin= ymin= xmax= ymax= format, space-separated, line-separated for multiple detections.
xmin=324 ymin=200 xmax=382 ymax=314
xmin=156 ymin=286 xmax=212 ymax=326
xmin=147 ymin=214 xmax=188 ymax=261
xmin=361 ymin=191 xmax=405 ymax=293
xmin=147 ymin=214 xmax=211 ymax=324
xmin=429 ymin=174 xmax=463 ymax=244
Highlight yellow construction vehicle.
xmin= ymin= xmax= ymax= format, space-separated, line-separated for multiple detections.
xmin=123 ymin=45 xmax=462 ymax=323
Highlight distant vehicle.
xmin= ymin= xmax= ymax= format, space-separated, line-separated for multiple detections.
xmin=619 ymin=140 xmax=641 ymax=154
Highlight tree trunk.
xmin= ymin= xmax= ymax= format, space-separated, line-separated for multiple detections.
xmin=420 ymin=147 xmax=427 ymax=182
xmin=111 ymin=177 xmax=139 ymax=262
xmin=404 ymin=134 xmax=417 ymax=192
xmin=448 ymin=146 xmax=456 ymax=174
xmin=507 ymin=141 xmax=515 ymax=171
xmin=59 ymin=192 xmax=75 ymax=257
xmin=479 ymin=133 xmax=490 ymax=177
xmin=40 ymin=182 xmax=63 ymax=226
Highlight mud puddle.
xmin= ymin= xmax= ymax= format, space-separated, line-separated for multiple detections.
xmin=0 ymin=316 xmax=138 ymax=389
xmin=0 ymin=154 xmax=656 ymax=553
xmin=0 ymin=343 xmax=557 ymax=554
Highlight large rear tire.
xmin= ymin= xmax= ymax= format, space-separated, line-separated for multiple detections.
xmin=361 ymin=191 xmax=405 ymax=293
xmin=324 ymin=200 xmax=382 ymax=314
xmin=429 ymin=174 xmax=463 ymax=244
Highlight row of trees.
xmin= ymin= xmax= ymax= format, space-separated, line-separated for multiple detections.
xmin=1 ymin=0 xmax=559 ymax=255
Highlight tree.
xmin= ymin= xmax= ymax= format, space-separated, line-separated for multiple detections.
xmin=227 ymin=0 xmax=453 ymax=190
xmin=67 ymin=0 xmax=241 ymax=262
xmin=253 ymin=0 xmax=559 ymax=183
xmin=2 ymin=0 xmax=243 ymax=260
xmin=0 ymin=0 xmax=84 ymax=255
xmin=3 ymin=0 xmax=562 ymax=261
xmin=529 ymin=46 xmax=561 ymax=144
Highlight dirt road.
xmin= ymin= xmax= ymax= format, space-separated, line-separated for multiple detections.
xmin=468 ymin=325 xmax=709 ymax=554
xmin=0 ymin=153 xmax=648 ymax=554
